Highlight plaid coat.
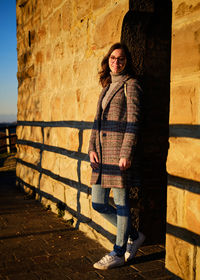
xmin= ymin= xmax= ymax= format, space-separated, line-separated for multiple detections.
xmin=88 ymin=75 xmax=142 ymax=188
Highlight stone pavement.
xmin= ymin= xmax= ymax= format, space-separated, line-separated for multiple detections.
xmin=0 ymin=157 xmax=173 ymax=280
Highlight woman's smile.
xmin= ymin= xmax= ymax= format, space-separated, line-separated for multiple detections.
xmin=109 ymin=49 xmax=127 ymax=74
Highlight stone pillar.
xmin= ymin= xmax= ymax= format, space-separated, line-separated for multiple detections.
xmin=166 ymin=1 xmax=200 ymax=279
xmin=121 ymin=0 xmax=172 ymax=244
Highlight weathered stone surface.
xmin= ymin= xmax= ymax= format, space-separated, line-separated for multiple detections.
xmin=43 ymin=127 xmax=80 ymax=150
xmin=17 ymin=145 xmax=41 ymax=166
xmin=92 ymin=0 xmax=107 ymax=10
xmin=166 ymin=1 xmax=200 ymax=278
xmin=196 ymin=246 xmax=200 ymax=279
xmin=62 ymin=1 xmax=73 ymax=31
xmin=74 ymin=0 xmax=92 ymax=20
xmin=80 ymin=161 xmax=91 ymax=186
xmin=93 ymin=2 xmax=128 ymax=48
xmin=16 ymin=163 xmax=40 ymax=187
xmin=17 ymin=126 xmax=43 ymax=143
xmin=167 ymin=137 xmax=200 ymax=182
xmin=166 ymin=185 xmax=184 ymax=227
xmin=41 ymin=151 xmax=60 ymax=175
xmin=169 ymin=80 xmax=199 ymax=124
xmin=41 ymin=0 xmax=52 ymax=19
xmin=184 ymin=191 xmax=200 ymax=235
xmin=49 ymin=10 xmax=62 ymax=40
xmin=173 ymin=0 xmax=200 ymax=18
xmin=165 ymin=234 xmax=194 ymax=280
xmin=171 ymin=20 xmax=200 ymax=77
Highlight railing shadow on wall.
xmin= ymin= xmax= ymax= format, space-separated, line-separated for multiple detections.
xmin=16 ymin=120 xmax=116 ymax=244
xmin=166 ymin=124 xmax=200 ymax=280
xmin=16 ymin=119 xmax=167 ymax=264
xmin=167 ymin=123 xmax=200 ymax=245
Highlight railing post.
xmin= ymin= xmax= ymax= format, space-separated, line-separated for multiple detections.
xmin=6 ymin=127 xmax=11 ymax=154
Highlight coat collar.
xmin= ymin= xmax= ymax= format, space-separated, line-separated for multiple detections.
xmin=101 ymin=74 xmax=131 ymax=114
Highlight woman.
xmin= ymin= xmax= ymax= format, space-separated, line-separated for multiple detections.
xmin=88 ymin=42 xmax=145 ymax=270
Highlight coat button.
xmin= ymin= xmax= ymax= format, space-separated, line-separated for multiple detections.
xmin=102 ymin=133 xmax=107 ymax=137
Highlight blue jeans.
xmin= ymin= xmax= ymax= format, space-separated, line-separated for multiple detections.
xmin=92 ymin=184 xmax=138 ymax=256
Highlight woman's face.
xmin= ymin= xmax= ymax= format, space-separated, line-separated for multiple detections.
xmin=108 ymin=48 xmax=127 ymax=74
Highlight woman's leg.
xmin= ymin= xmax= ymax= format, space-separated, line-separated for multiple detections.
xmin=112 ymin=188 xmax=138 ymax=256
xmin=92 ymin=184 xmax=117 ymax=226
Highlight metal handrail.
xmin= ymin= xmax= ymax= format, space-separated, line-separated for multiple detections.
xmin=0 ymin=124 xmax=17 ymax=153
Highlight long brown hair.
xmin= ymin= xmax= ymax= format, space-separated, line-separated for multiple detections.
xmin=99 ymin=43 xmax=134 ymax=88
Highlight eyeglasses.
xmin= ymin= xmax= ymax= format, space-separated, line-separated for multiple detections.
xmin=109 ymin=55 xmax=126 ymax=64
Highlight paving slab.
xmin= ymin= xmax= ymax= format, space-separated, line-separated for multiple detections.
xmin=0 ymin=158 xmax=173 ymax=280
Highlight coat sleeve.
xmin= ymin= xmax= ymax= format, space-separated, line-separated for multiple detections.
xmin=88 ymin=94 xmax=102 ymax=154
xmin=88 ymin=117 xmax=98 ymax=154
xmin=119 ymin=79 xmax=143 ymax=160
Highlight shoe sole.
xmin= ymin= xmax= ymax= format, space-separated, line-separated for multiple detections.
xmin=93 ymin=261 xmax=125 ymax=270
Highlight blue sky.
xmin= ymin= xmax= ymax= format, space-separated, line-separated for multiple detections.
xmin=0 ymin=0 xmax=17 ymax=122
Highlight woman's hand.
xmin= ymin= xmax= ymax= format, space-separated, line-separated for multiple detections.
xmin=119 ymin=158 xmax=131 ymax=171
xmin=89 ymin=151 xmax=99 ymax=169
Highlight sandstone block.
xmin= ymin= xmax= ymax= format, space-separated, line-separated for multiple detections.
xmin=79 ymin=193 xmax=92 ymax=219
xmin=173 ymin=0 xmax=200 ymax=19
xmin=74 ymin=0 xmax=91 ymax=20
xmin=17 ymin=125 xmax=43 ymax=143
xmin=165 ymin=234 xmax=194 ymax=280
xmin=37 ymin=72 xmax=47 ymax=92
xmin=184 ymin=191 xmax=200 ymax=235
xmin=93 ymin=2 xmax=128 ymax=49
xmin=62 ymin=1 xmax=73 ymax=31
xmin=45 ymin=45 xmax=52 ymax=63
xmin=37 ymin=24 xmax=47 ymax=42
xmin=36 ymin=51 xmax=43 ymax=64
xmin=44 ymin=127 xmax=80 ymax=151
xmin=73 ymin=86 xmax=100 ymax=121
xmin=50 ymin=95 xmax=62 ymax=121
xmin=59 ymin=155 xmax=78 ymax=181
xmin=80 ymin=161 xmax=91 ymax=186
xmin=42 ymin=0 xmax=52 ymax=19
xmin=92 ymin=0 xmax=108 ymax=11
xmin=17 ymin=145 xmax=41 ymax=166
xmin=16 ymin=163 xmax=40 ymax=188
xmin=61 ymin=92 xmax=78 ymax=120
xmin=49 ymin=67 xmax=61 ymax=91
xmin=52 ymin=180 xmax=66 ymax=202
xmin=49 ymin=9 xmax=62 ymax=39
xmin=64 ymin=186 xmax=78 ymax=212
xmin=52 ymin=0 xmax=63 ymax=9
xmin=54 ymin=42 xmax=64 ymax=60
xmin=196 ymin=246 xmax=200 ymax=280
xmin=41 ymin=94 xmax=51 ymax=120
xmin=171 ymin=19 xmax=200 ymax=77
xmin=170 ymin=80 xmax=199 ymax=124
xmin=82 ymin=129 xmax=93 ymax=154
xmin=60 ymin=65 xmax=73 ymax=90
xmin=41 ymin=151 xmax=60 ymax=175
xmin=167 ymin=137 xmax=200 ymax=182
xmin=166 ymin=185 xmax=184 ymax=227
xmin=40 ymin=174 xmax=54 ymax=195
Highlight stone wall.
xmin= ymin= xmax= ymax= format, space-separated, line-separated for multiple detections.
xmin=16 ymin=0 xmax=200 ymax=277
xmin=166 ymin=0 xmax=200 ymax=279
xmin=16 ymin=0 xmax=128 ymax=249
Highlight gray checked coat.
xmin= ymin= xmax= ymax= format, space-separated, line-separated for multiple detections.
xmin=88 ymin=74 xmax=143 ymax=188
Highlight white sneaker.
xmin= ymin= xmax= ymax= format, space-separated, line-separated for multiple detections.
xmin=93 ymin=251 xmax=125 ymax=270
xmin=125 ymin=232 xmax=145 ymax=262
